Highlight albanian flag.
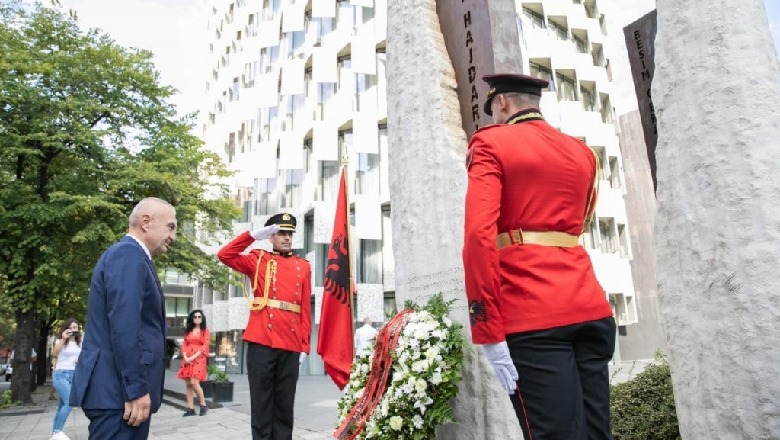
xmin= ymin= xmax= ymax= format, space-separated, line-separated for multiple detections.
xmin=317 ymin=168 xmax=354 ymax=390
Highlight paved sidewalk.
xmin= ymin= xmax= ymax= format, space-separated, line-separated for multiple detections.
xmin=0 ymin=371 xmax=343 ymax=440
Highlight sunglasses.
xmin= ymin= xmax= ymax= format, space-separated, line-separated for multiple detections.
xmin=193 ymin=315 xmax=203 ymax=319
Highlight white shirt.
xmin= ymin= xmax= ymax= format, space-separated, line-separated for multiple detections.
xmin=127 ymin=233 xmax=151 ymax=260
xmin=354 ymin=323 xmax=378 ymax=356
xmin=55 ymin=342 xmax=81 ymax=371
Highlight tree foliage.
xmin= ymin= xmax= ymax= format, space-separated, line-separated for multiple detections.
xmin=0 ymin=2 xmax=238 ymax=403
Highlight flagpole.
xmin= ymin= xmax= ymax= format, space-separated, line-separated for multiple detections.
xmin=341 ymin=152 xmax=356 ymax=358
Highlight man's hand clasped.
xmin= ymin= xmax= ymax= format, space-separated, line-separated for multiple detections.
xmin=123 ymin=393 xmax=151 ymax=426
xmin=251 ymin=224 xmax=280 ymax=241
xmin=482 ymin=341 xmax=519 ymax=394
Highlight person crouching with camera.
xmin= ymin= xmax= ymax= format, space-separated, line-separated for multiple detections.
xmin=50 ymin=318 xmax=83 ymax=440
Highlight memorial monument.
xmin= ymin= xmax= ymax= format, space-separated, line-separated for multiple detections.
xmin=653 ymin=0 xmax=780 ymax=437
xmin=385 ymin=0 xmax=524 ymax=437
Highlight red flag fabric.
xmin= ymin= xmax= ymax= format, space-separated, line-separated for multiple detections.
xmin=317 ymin=168 xmax=354 ymax=390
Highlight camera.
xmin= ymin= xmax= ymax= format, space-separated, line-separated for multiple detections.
xmin=69 ymin=330 xmax=81 ymax=337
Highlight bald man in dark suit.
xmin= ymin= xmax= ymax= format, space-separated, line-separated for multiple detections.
xmin=71 ymin=197 xmax=177 ymax=439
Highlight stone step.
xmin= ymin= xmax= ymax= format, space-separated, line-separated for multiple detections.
xmin=162 ymin=387 xmax=222 ymax=412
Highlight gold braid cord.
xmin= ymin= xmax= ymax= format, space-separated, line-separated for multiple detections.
xmin=582 ymin=148 xmax=600 ymax=233
xmin=241 ymin=251 xmax=278 ymax=311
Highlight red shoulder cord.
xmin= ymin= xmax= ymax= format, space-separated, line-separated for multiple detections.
xmin=333 ymin=309 xmax=414 ymax=440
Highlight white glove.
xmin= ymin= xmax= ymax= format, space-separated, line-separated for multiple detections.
xmin=250 ymin=224 xmax=280 ymax=240
xmin=299 ymin=353 xmax=307 ymax=365
xmin=481 ymin=341 xmax=519 ymax=394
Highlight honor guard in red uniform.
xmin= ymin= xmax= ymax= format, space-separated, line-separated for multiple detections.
xmin=463 ymin=73 xmax=616 ymax=439
xmin=217 ymin=213 xmax=312 ymax=440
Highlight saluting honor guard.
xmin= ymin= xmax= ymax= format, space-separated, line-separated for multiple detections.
xmin=217 ymin=213 xmax=312 ymax=440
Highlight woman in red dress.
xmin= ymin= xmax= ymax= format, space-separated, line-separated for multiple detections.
xmin=176 ymin=309 xmax=210 ymax=416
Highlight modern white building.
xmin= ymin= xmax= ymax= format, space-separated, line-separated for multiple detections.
xmin=519 ymin=0 xmax=638 ymax=339
xmin=195 ymin=0 xmax=637 ymax=374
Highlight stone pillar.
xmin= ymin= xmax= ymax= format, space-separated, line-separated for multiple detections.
xmin=653 ymin=1 xmax=780 ymax=438
xmin=386 ymin=0 xmax=523 ymax=438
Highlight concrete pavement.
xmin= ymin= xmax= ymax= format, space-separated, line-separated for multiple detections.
xmin=0 ymin=370 xmax=343 ymax=440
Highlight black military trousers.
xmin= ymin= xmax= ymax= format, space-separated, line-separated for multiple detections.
xmin=246 ymin=342 xmax=300 ymax=440
xmin=506 ymin=317 xmax=616 ymax=440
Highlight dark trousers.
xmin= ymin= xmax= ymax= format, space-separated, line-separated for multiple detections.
xmin=83 ymin=409 xmax=151 ymax=440
xmin=507 ymin=317 xmax=616 ymax=440
xmin=246 ymin=342 xmax=300 ymax=440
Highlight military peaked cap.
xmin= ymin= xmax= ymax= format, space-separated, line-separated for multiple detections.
xmin=483 ymin=73 xmax=550 ymax=116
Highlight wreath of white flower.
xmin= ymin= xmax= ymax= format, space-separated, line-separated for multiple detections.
xmin=336 ymin=294 xmax=465 ymax=439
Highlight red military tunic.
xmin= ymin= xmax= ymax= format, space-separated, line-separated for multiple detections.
xmin=217 ymin=231 xmax=312 ymax=353
xmin=463 ymin=111 xmax=613 ymax=344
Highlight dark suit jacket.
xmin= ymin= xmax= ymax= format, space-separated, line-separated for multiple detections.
xmin=71 ymin=235 xmax=167 ymax=412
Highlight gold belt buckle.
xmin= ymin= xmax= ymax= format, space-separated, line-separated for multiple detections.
xmin=511 ymin=229 xmax=524 ymax=245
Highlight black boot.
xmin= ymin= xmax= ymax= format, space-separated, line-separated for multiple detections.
xmin=183 ymin=408 xmax=196 ymax=417
xmin=200 ymin=405 xmax=208 ymax=416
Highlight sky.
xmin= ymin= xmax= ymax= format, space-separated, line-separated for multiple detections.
xmin=50 ymin=0 xmax=780 ymax=119
xmin=57 ymin=0 xmax=209 ymax=118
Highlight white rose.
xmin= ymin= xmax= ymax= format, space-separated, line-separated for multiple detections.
xmin=389 ymin=415 xmax=403 ymax=431
xmin=412 ymin=414 xmax=424 ymax=429
xmin=431 ymin=372 xmax=443 ymax=385
xmin=415 ymin=378 xmax=428 ymax=393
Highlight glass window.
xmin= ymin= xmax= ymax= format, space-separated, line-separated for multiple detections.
xmin=581 ymin=86 xmax=596 ymax=111
xmin=336 ymin=0 xmax=355 ymax=31
xmin=600 ymin=95 xmax=614 ymax=123
xmin=548 ymin=19 xmax=568 ymax=41
xmin=522 ymin=7 xmax=546 ymax=30
xmin=618 ymin=224 xmax=630 ymax=258
xmin=529 ymin=62 xmax=554 ymax=91
xmin=165 ymin=297 xmax=192 ymax=329
xmin=255 ymin=177 xmax=278 ymax=215
xmin=598 ymin=218 xmax=616 ymax=254
xmin=355 ymin=153 xmax=380 ymax=196
xmin=555 ymin=72 xmax=577 ymax=101
xmin=356 ymin=239 xmax=382 ymax=284
xmin=609 ymin=156 xmax=621 ymax=189
xmin=280 ymin=169 xmax=304 ymax=208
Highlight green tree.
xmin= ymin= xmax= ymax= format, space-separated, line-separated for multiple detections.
xmin=0 ymin=3 xmax=238 ymax=404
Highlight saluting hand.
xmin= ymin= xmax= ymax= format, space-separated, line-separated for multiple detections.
xmin=251 ymin=224 xmax=280 ymax=241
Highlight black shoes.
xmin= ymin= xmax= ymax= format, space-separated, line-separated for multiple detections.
xmin=199 ymin=405 xmax=208 ymax=416
xmin=183 ymin=408 xmax=196 ymax=417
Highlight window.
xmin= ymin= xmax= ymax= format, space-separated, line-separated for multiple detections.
xmin=556 ymin=72 xmax=577 ymax=101
xmin=598 ymin=218 xmax=616 ymax=254
xmin=255 ymin=177 xmax=278 ymax=215
xmin=579 ymin=220 xmax=599 ymax=249
xmin=600 ymin=95 xmax=614 ymax=123
xmin=336 ymin=0 xmax=356 ymax=31
xmin=580 ymin=85 xmax=596 ymax=111
xmin=356 ymin=73 xmax=378 ymax=112
xmin=283 ymin=93 xmax=305 ymax=131
xmin=356 ymin=239 xmax=382 ymax=284
xmin=202 ymin=286 xmax=213 ymax=305
xmin=609 ymin=156 xmax=621 ymax=189
xmin=280 ymin=169 xmax=304 ymax=208
xmin=308 ymin=17 xmax=333 ymax=44
xmin=262 ymin=0 xmax=280 ymax=20
xmin=592 ymin=44 xmax=606 ymax=67
xmin=259 ymin=107 xmax=278 ymax=142
xmin=522 ymin=7 xmax=546 ymax=30
xmin=548 ymin=18 xmax=568 ymax=41
xmin=316 ymin=82 xmax=335 ymax=120
xmin=165 ymin=297 xmax=192 ymax=328
xmin=318 ymin=133 xmax=347 ymax=201
xmin=315 ymin=243 xmax=329 ymax=287
xmin=337 ymin=57 xmax=354 ymax=95
xmin=617 ymin=224 xmax=630 ymax=258
xmin=529 ymin=61 xmax=554 ymax=91
xmin=355 ymin=152 xmax=380 ymax=196
xmin=572 ymin=32 xmax=588 ymax=53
